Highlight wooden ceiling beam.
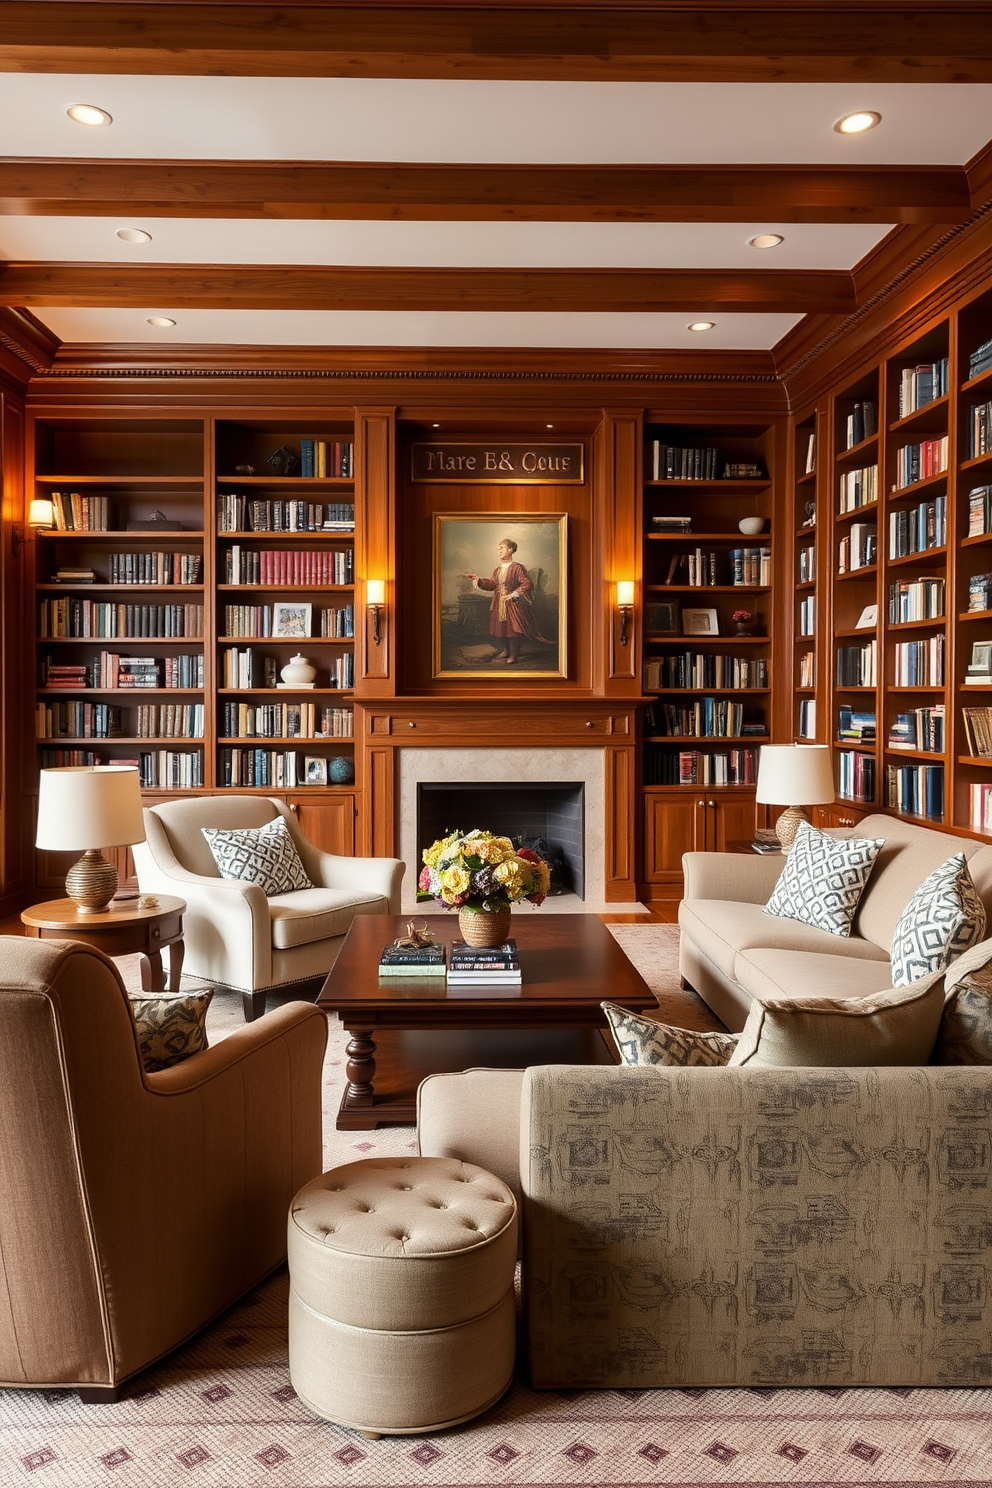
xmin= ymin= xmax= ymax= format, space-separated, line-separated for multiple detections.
xmin=0 ymin=161 xmax=972 ymax=225
xmin=0 ymin=262 xmax=858 ymax=314
xmin=2 ymin=3 xmax=992 ymax=82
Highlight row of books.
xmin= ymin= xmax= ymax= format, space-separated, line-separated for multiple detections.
xmin=644 ymin=745 xmax=758 ymax=786
xmin=798 ymin=543 xmax=815 ymax=583
xmin=44 ymin=652 xmax=204 ymax=690
xmin=845 ymin=401 xmax=877 ymax=449
xmin=648 ymin=699 xmax=758 ymax=739
xmin=836 ymin=640 xmax=877 ymax=688
xmin=897 ymin=359 xmax=949 ymax=417
xmin=216 ymin=496 xmax=355 ymax=533
xmin=894 ymin=436 xmax=948 ymax=490
xmin=798 ymin=650 xmax=815 ymax=687
xmin=133 ymin=703 xmax=205 ymax=738
xmin=649 ymin=515 xmax=692 ymax=531
xmin=969 ymin=400 xmax=992 ymax=459
xmin=220 ymin=703 xmax=354 ymax=739
xmin=886 ymin=761 xmax=943 ymax=820
xmin=105 ymin=552 xmax=202 ymax=586
xmin=837 ymin=523 xmax=877 ymax=573
xmin=223 ymin=546 xmax=354 ymax=586
xmin=219 ymin=748 xmax=322 ymax=788
xmin=220 ymin=648 xmax=278 ymax=690
xmin=893 ymin=634 xmax=944 ymax=687
xmin=970 ymin=782 xmax=992 ymax=833
xmin=838 ymin=466 xmax=878 ymax=513
xmin=135 ymin=751 xmax=204 ymax=789
xmin=649 ymin=442 xmax=719 ymax=480
xmin=797 ymin=698 xmax=815 ymax=738
xmin=838 ymin=750 xmax=876 ymax=803
xmin=36 ymin=702 xmax=123 ymax=739
xmin=971 ymin=338 xmax=992 ymax=380
xmin=49 ymin=491 xmax=111 ymax=531
xmin=888 ymin=496 xmax=946 ymax=558
xmin=888 ymin=577 xmax=945 ymax=624
xmin=837 ymin=708 xmax=876 ymax=741
xmin=962 ymin=706 xmax=992 ymax=758
xmin=888 ymin=706 xmax=945 ymax=753
xmin=969 ymin=485 xmax=992 ymax=537
xmin=797 ymin=594 xmax=815 ymax=637
xmin=222 ymin=604 xmax=346 ymax=638
xmin=968 ymin=573 xmax=992 ymax=613
xmin=299 ymin=440 xmax=354 ymax=479
xmin=642 ymin=653 xmax=768 ymax=690
xmin=39 ymin=600 xmax=204 ymax=639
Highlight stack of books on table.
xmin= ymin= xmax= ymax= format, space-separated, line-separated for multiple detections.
xmin=750 ymin=827 xmax=781 ymax=855
xmin=378 ymin=941 xmax=447 ymax=978
xmin=447 ymin=940 xmax=521 ymax=987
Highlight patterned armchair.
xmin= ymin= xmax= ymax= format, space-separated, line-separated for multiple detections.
xmin=134 ymin=795 xmax=403 ymax=1020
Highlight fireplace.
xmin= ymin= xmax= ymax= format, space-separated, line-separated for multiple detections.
xmin=417 ymin=782 xmax=585 ymax=898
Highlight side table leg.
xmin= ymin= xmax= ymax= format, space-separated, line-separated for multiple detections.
xmin=139 ymin=950 xmax=165 ymax=993
xmin=344 ymin=1031 xmax=377 ymax=1107
xmin=168 ymin=939 xmax=185 ymax=994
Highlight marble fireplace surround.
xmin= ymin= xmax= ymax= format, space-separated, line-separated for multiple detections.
xmin=397 ymin=747 xmax=607 ymax=911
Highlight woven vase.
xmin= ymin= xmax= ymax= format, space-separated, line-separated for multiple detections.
xmin=458 ymin=903 xmax=512 ymax=948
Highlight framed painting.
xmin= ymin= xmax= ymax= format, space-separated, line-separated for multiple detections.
xmin=433 ymin=513 xmax=568 ymax=678
xmin=645 ymin=600 xmax=679 ymax=637
xmin=682 ymin=606 xmax=719 ymax=637
xmin=272 ymin=601 xmax=312 ymax=639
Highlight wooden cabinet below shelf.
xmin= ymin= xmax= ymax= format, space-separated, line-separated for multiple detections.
xmin=642 ymin=789 xmax=756 ymax=901
xmin=286 ymin=794 xmax=356 ymax=857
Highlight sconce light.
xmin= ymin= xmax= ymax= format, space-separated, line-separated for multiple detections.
xmin=367 ymin=579 xmax=385 ymax=646
xmin=617 ymin=580 xmax=635 ymax=647
xmin=29 ymin=498 xmax=56 ymax=529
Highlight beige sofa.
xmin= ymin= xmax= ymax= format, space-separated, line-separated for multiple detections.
xmin=679 ymin=813 xmax=992 ymax=1032
xmin=419 ymin=1060 xmax=992 ymax=1389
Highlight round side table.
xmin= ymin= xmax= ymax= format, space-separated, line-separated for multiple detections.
xmin=21 ymin=895 xmax=186 ymax=994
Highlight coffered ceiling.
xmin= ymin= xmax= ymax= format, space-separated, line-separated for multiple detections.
xmin=1 ymin=2 xmax=991 ymax=361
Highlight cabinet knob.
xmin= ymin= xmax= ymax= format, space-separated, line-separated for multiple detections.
xmin=698 ymin=799 xmax=705 ymax=807
xmin=152 ymin=927 xmax=161 ymax=940
xmin=288 ymin=802 xmax=298 ymax=813
xmin=586 ymin=720 xmax=594 ymax=728
xmin=408 ymin=721 xmax=416 ymax=729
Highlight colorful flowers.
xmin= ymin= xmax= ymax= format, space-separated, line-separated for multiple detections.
xmin=419 ymin=829 xmax=550 ymax=910
xmin=732 ymin=609 xmax=752 ymax=623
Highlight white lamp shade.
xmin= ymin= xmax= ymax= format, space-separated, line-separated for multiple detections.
xmin=366 ymin=579 xmax=385 ymax=606
xmin=36 ymin=766 xmax=146 ymax=851
xmin=755 ymin=744 xmax=835 ymax=806
xmin=617 ymin=580 xmax=635 ymax=607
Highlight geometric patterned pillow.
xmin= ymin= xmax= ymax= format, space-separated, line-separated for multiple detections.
xmin=129 ymin=989 xmax=213 ymax=1072
xmin=932 ymin=936 xmax=992 ymax=1064
xmin=201 ymin=816 xmax=312 ymax=895
xmin=890 ymin=853 xmax=987 ymax=987
xmin=763 ymin=819 xmax=885 ymax=938
xmin=601 ymin=1001 xmax=739 ymax=1067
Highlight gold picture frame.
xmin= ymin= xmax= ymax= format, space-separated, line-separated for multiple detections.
xmin=433 ymin=513 xmax=568 ymax=679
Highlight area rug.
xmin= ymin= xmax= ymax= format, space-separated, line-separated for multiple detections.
xmin=5 ymin=925 xmax=992 ymax=1486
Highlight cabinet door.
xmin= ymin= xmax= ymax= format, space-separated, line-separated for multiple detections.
xmin=289 ymin=795 xmax=356 ymax=856
xmin=813 ymin=804 xmax=866 ymax=831
xmin=705 ymin=794 xmax=757 ymax=852
xmin=643 ymin=794 xmax=705 ymax=888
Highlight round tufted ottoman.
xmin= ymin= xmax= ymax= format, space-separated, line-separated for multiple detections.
xmin=288 ymin=1156 xmax=518 ymax=1436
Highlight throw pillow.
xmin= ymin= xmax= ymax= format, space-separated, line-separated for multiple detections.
xmin=763 ymin=820 xmax=884 ymax=938
xmin=201 ymin=816 xmax=312 ymax=895
xmin=129 ymin=989 xmax=213 ymax=1072
xmin=932 ymin=936 xmax=992 ymax=1064
xmin=601 ymin=1001 xmax=739 ymax=1067
xmin=728 ymin=969 xmax=945 ymax=1068
xmin=890 ymin=853 xmax=987 ymax=986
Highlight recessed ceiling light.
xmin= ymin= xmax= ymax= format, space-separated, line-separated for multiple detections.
xmin=146 ymin=317 xmax=176 ymax=328
xmin=66 ymin=103 xmax=112 ymax=128
xmin=117 ymin=228 xmax=152 ymax=244
xmin=747 ymin=233 xmax=784 ymax=250
xmin=834 ymin=110 xmax=881 ymax=135
xmin=687 ymin=321 xmax=715 ymax=333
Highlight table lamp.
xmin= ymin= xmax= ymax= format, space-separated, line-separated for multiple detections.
xmin=755 ymin=744 xmax=836 ymax=852
xmin=35 ymin=765 xmax=146 ymax=913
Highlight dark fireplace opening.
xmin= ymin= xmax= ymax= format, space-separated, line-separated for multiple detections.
xmin=417 ymin=782 xmax=585 ymax=899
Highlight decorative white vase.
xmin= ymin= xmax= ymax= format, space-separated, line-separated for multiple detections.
xmin=280 ymin=653 xmax=317 ymax=686
xmin=738 ymin=516 xmax=767 ymax=535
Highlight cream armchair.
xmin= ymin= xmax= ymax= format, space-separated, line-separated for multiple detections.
xmin=133 ymin=796 xmax=403 ymax=1020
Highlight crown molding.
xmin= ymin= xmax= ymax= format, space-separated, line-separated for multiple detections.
xmin=0 ymin=306 xmax=56 ymax=388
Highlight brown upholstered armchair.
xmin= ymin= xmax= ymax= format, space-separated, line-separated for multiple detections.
xmin=0 ymin=937 xmax=326 ymax=1402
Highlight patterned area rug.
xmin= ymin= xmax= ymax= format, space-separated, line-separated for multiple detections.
xmin=5 ymin=924 xmax=992 ymax=1485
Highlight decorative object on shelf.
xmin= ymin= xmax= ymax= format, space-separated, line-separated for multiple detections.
xmin=304 ymin=756 xmax=328 ymax=785
xmin=35 ymin=765 xmax=146 ymax=913
xmin=272 ymin=601 xmax=312 ymax=639
xmin=279 ymin=653 xmax=317 ymax=686
xmin=738 ymin=516 xmax=767 ymax=535
xmin=234 ymin=464 xmax=256 ymax=475
xmin=127 ymin=510 xmax=182 ymax=532
xmin=367 ymin=578 xmax=385 ymax=646
xmin=682 ymin=606 xmax=719 ymax=637
xmin=732 ymin=608 xmax=754 ymax=636
xmin=434 ymin=513 xmax=568 ymax=679
xmin=419 ymin=828 xmax=550 ymax=947
xmin=756 ymin=744 xmax=837 ymax=852
xmin=328 ymin=755 xmax=354 ymax=784
xmin=265 ymin=446 xmax=298 ymax=476
xmin=28 ymin=498 xmax=55 ymax=530
xmin=617 ymin=580 xmax=635 ymax=647
xmin=645 ymin=600 xmax=679 ymax=636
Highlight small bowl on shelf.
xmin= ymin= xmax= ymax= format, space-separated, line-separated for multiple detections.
xmin=738 ymin=516 xmax=767 ymax=535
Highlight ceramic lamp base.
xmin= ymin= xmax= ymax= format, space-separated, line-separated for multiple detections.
xmin=65 ymin=848 xmax=118 ymax=914
xmin=774 ymin=805 xmax=810 ymax=853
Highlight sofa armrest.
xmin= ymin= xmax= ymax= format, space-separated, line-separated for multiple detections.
xmin=147 ymin=1001 xmax=327 ymax=1094
xmin=417 ymin=1068 xmax=525 ymax=1203
xmin=681 ymin=849 xmax=784 ymax=904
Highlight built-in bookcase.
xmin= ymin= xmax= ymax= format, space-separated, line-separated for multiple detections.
xmin=793 ymin=412 xmax=819 ymax=744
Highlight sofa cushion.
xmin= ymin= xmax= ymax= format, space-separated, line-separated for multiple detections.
xmin=601 ymin=1001 xmax=739 ymax=1067
xmin=890 ymin=853 xmax=986 ymax=986
xmin=268 ymin=888 xmax=389 ymax=949
xmin=129 ymin=989 xmax=213 ymax=1072
xmin=733 ymin=947 xmax=902 ymax=1004
xmin=202 ymin=816 xmax=313 ymax=895
xmin=728 ymin=968 xmax=945 ymax=1068
xmin=764 ymin=820 xmax=884 ymax=938
xmin=679 ymin=898 xmax=891 ymax=982
xmin=932 ymin=937 xmax=992 ymax=1064
xmin=848 ymin=815 xmax=992 ymax=952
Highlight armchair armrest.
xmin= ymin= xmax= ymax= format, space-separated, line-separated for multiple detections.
xmin=417 ymin=1068 xmax=525 ymax=1203
xmin=681 ymin=850 xmax=784 ymax=904
xmin=312 ymin=853 xmax=404 ymax=912
xmin=147 ymin=1001 xmax=327 ymax=1094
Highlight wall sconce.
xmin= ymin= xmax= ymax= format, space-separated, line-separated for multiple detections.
xmin=367 ymin=579 xmax=385 ymax=646
xmin=617 ymin=580 xmax=635 ymax=647
xmin=29 ymin=498 xmax=56 ymax=530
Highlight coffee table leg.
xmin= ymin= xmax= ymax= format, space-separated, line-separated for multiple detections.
xmin=345 ymin=1031 xmax=377 ymax=1107
xmin=139 ymin=950 xmax=165 ymax=993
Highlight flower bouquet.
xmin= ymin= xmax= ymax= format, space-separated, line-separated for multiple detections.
xmin=419 ymin=829 xmax=551 ymax=947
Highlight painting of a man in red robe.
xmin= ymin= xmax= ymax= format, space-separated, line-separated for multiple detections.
xmin=464 ymin=538 xmax=553 ymax=665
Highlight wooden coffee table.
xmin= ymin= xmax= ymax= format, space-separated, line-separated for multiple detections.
xmin=318 ymin=913 xmax=657 ymax=1129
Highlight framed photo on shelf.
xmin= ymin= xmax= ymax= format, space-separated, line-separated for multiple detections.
xmin=855 ymin=603 xmax=878 ymax=630
xmin=970 ymin=641 xmax=992 ymax=672
xmin=681 ymin=606 xmax=719 ymax=637
xmin=304 ymin=756 xmax=328 ymax=785
xmin=433 ymin=512 xmax=568 ymax=679
xmin=272 ymin=601 xmax=313 ymax=639
xmin=645 ymin=600 xmax=679 ymax=636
